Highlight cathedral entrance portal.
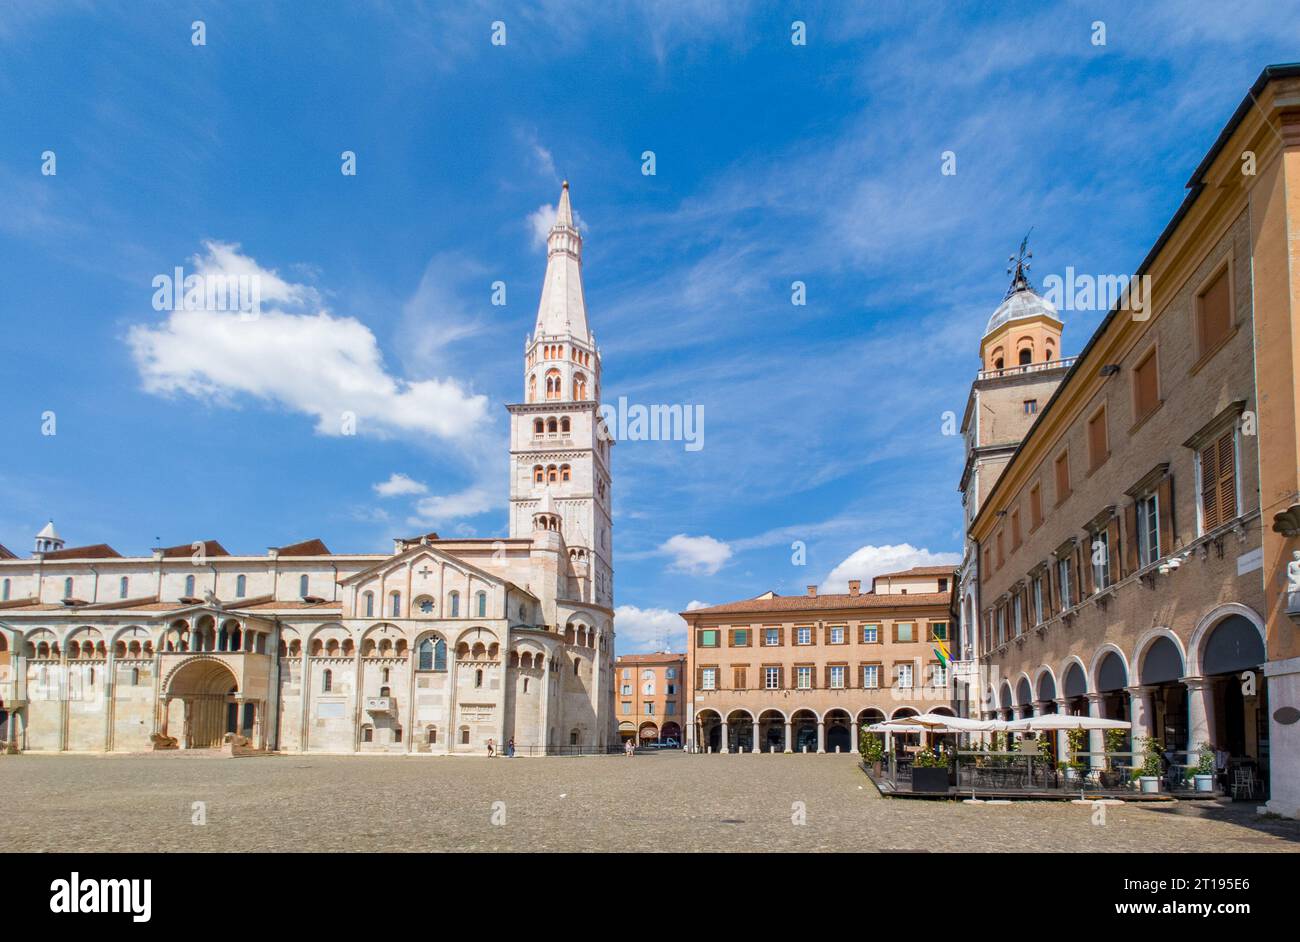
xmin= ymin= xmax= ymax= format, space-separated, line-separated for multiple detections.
xmin=164 ymin=659 xmax=241 ymax=749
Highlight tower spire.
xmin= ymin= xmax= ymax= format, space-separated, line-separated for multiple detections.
xmin=534 ymin=181 xmax=589 ymax=343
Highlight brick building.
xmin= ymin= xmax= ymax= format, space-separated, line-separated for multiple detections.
xmin=681 ymin=567 xmax=954 ymax=753
xmin=614 ymin=652 xmax=686 ymax=745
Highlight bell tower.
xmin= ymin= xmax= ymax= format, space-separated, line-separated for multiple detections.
xmin=506 ymin=182 xmax=614 ymax=608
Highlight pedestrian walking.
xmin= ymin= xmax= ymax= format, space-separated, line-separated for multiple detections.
xmin=507 ymin=738 xmax=515 ymax=758
xmin=624 ymin=738 xmax=634 ymax=757
xmin=487 ymin=738 xmax=495 ymax=758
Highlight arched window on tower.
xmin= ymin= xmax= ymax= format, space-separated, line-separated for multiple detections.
xmin=545 ymin=369 xmax=561 ymax=400
xmin=448 ymin=591 xmax=460 ymax=617
xmin=547 ymin=465 xmax=558 ymax=483
xmin=533 ymin=465 xmax=544 ymax=484
xmin=364 ymin=591 xmax=374 ymax=618
xmin=236 ymin=574 xmax=246 ymax=597
xmin=119 ymin=576 xmax=129 ymax=599
xmin=528 ymin=373 xmax=536 ymax=402
xmin=561 ymin=464 xmax=571 ymax=482
xmin=547 ymin=417 xmax=558 ymax=434
xmin=533 ymin=417 xmax=543 ymax=435
xmin=322 ymin=669 xmax=333 ymax=692
xmin=184 ymin=574 xmax=195 ymax=598
xmin=476 ymin=591 xmax=487 ymax=617
xmin=1018 ymin=348 xmax=1032 ymax=365
xmin=574 ymin=372 xmax=587 ymax=401
xmin=390 ymin=592 xmax=401 ymax=617
xmin=299 ymin=574 xmax=309 ymax=597
xmin=561 ymin=416 xmax=571 ymax=433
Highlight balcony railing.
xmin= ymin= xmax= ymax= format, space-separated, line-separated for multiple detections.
xmin=976 ymin=356 xmax=1076 ymax=382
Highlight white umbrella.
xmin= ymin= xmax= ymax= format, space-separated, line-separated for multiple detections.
xmin=866 ymin=722 xmax=928 ymax=734
xmin=1004 ymin=714 xmax=1131 ymax=732
xmin=893 ymin=713 xmax=1010 ymax=732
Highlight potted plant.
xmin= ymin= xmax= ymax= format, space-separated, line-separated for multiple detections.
xmin=1193 ymin=741 xmax=1216 ymax=793
xmin=1104 ymin=728 xmax=1127 ymax=768
xmin=1059 ymin=728 xmax=1087 ymax=782
xmin=911 ymin=745 xmax=951 ymax=793
xmin=1137 ymin=736 xmax=1163 ymax=793
xmin=860 ymin=729 xmax=884 ymax=776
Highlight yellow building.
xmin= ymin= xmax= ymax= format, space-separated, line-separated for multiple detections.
xmin=965 ymin=64 xmax=1300 ymax=817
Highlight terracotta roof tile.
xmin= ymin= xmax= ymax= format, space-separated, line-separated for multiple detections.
xmin=160 ymin=540 xmax=230 ymax=558
xmin=681 ymin=591 xmax=950 ymax=617
xmin=615 ymin=652 xmax=686 ymax=664
xmin=41 ymin=543 xmax=122 ymax=560
xmin=275 ymin=539 xmax=330 ymax=556
xmin=875 ymin=565 xmax=956 ymax=578
xmin=237 ymin=599 xmax=342 ymax=611
xmin=0 ymin=543 xmax=17 ymax=560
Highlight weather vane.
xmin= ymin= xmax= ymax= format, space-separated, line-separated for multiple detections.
xmin=1004 ymin=226 xmax=1034 ymax=297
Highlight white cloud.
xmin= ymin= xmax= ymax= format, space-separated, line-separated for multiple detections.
xmin=128 ymin=242 xmax=490 ymax=441
xmin=660 ymin=533 xmax=732 ymax=576
xmin=823 ymin=543 xmax=961 ymax=593
xmin=614 ymin=604 xmax=688 ymax=654
xmin=685 ymin=599 xmax=710 ymax=611
xmin=373 ymin=473 xmax=428 ymax=498
xmin=407 ymin=486 xmax=499 ymax=527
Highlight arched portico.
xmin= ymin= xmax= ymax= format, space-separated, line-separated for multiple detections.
xmin=164 ymin=658 xmax=243 ymax=749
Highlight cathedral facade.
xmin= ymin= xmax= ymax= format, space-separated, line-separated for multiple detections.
xmin=0 ymin=184 xmax=617 ymax=756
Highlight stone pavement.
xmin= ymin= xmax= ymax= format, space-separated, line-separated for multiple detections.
xmin=2 ymin=751 xmax=1298 ymax=852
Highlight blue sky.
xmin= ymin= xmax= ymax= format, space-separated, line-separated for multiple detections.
xmin=1 ymin=1 xmax=1297 ymax=652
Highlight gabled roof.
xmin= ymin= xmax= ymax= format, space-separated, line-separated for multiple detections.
xmin=160 ymin=540 xmax=230 ymax=558
xmin=0 ymin=543 xmax=16 ymax=560
xmin=275 ymin=538 xmax=330 ymax=556
xmin=338 ymin=540 xmax=521 ymax=594
xmin=42 ymin=543 xmax=121 ymax=560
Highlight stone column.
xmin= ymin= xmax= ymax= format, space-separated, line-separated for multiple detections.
xmin=1183 ymin=676 xmax=1214 ymax=756
xmin=850 ymin=722 xmax=859 ymax=756
xmin=816 ymin=720 xmax=826 ymax=754
xmin=751 ymin=720 xmax=760 ymax=753
xmin=783 ymin=720 xmax=792 ymax=753
xmin=1086 ymin=692 xmax=1106 ymax=769
xmin=1054 ymin=699 xmax=1071 ymax=764
xmin=1126 ymin=684 xmax=1155 ymax=745
xmin=719 ymin=721 xmax=728 ymax=754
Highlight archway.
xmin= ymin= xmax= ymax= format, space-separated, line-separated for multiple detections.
xmin=791 ymin=709 xmax=818 ymax=753
xmin=824 ymin=709 xmax=852 ymax=753
xmin=725 ymin=709 xmax=754 ymax=753
xmin=1200 ymin=614 xmax=1267 ymax=766
xmin=638 ymin=721 xmax=660 ymax=745
xmin=757 ymin=710 xmax=785 ymax=752
xmin=166 ymin=659 xmax=241 ymax=749
xmin=1139 ymin=635 xmax=1187 ymax=752
xmin=697 ymin=710 xmax=722 ymax=753
xmin=660 ymin=721 xmax=681 ymax=745
xmin=1094 ymin=649 xmax=1131 ymax=750
xmin=1061 ymin=661 xmax=1088 ymax=715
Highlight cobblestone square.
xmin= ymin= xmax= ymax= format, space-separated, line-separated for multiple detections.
xmin=2 ymin=752 xmax=1299 ymax=852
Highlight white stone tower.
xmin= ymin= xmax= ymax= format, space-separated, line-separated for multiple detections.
xmin=507 ymin=182 xmax=614 ymax=609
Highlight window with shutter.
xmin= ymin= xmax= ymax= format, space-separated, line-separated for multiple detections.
xmin=1133 ymin=348 xmax=1159 ymax=420
xmin=1196 ymin=266 xmax=1232 ymax=358
xmin=1054 ymin=451 xmax=1071 ymax=503
xmin=1199 ymin=430 xmax=1237 ymax=532
xmin=1087 ymin=407 xmax=1108 ymax=471
xmin=1029 ymin=483 xmax=1043 ymax=529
